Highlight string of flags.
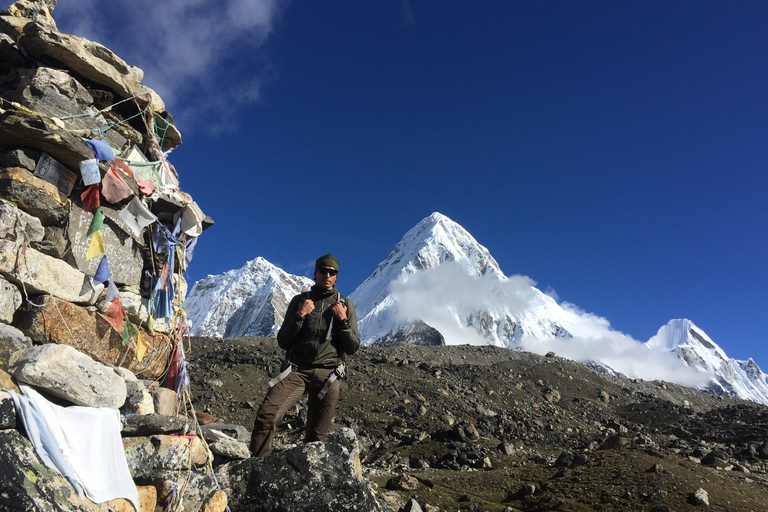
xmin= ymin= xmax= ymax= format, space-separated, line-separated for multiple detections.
xmin=73 ymin=131 xmax=203 ymax=383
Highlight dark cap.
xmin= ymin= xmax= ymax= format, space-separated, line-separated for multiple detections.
xmin=315 ymin=253 xmax=339 ymax=271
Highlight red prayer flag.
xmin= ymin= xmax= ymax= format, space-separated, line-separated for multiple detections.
xmin=80 ymin=183 xmax=100 ymax=211
xmin=104 ymin=297 xmax=126 ymax=331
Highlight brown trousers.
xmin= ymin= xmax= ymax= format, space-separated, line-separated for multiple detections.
xmin=249 ymin=367 xmax=340 ymax=457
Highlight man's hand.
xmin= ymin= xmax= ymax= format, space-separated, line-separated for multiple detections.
xmin=330 ymin=301 xmax=347 ymax=321
xmin=298 ymin=299 xmax=315 ymax=318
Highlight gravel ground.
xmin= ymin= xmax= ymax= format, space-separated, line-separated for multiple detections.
xmin=186 ymin=336 xmax=768 ymax=511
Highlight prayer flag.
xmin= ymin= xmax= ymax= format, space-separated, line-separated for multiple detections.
xmin=86 ymin=230 xmax=105 ymax=260
xmin=135 ymin=179 xmax=154 ymax=196
xmin=80 ymin=183 xmax=100 ymax=211
xmin=87 ymin=207 xmax=104 ymax=237
xmin=93 ymin=255 xmax=111 ymax=284
xmin=105 ymin=278 xmax=119 ymax=304
xmin=136 ymin=331 xmax=149 ymax=362
xmin=122 ymin=317 xmax=138 ymax=347
xmin=113 ymin=158 xmax=136 ymax=178
xmin=102 ymin=167 xmax=133 ymax=204
xmin=86 ymin=139 xmax=115 ymax=161
xmin=104 ymin=297 xmax=126 ymax=331
xmin=118 ymin=197 xmax=157 ymax=237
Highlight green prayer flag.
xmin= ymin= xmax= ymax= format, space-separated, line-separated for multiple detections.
xmin=122 ymin=316 xmax=138 ymax=346
xmin=87 ymin=207 xmax=104 ymax=237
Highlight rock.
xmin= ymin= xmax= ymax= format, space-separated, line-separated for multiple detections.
xmin=199 ymin=423 xmax=250 ymax=443
xmin=217 ymin=428 xmax=388 ymax=512
xmin=0 ymin=166 xmax=70 ymax=225
xmin=688 ymin=487 xmax=709 ymax=506
xmin=108 ymin=485 xmax=156 ymax=512
xmin=401 ymin=498 xmax=424 ymax=512
xmin=122 ymin=434 xmax=209 ymax=479
xmin=0 ymin=240 xmax=103 ymax=304
xmin=6 ymin=0 xmax=57 ymax=27
xmin=18 ymin=22 xmax=165 ymax=112
xmin=0 ymin=149 xmax=39 ymax=172
xmin=0 ymin=111 xmax=94 ymax=172
xmin=1 ymin=66 xmax=127 ymax=150
xmin=0 ymin=276 xmax=22 ymax=324
xmin=0 ymin=390 xmax=18 ymax=428
xmin=387 ymin=474 xmax=420 ymax=491
xmin=0 ymin=198 xmax=45 ymax=242
xmin=152 ymin=386 xmax=178 ymax=416
xmin=0 ymin=322 xmax=31 ymax=371
xmin=7 ymin=343 xmax=127 ymax=408
xmin=0 ymin=429 xmax=112 ymax=511
xmin=209 ymin=436 xmax=251 ymax=460
xmin=16 ymin=296 xmax=169 ymax=378
xmin=121 ymin=414 xmax=194 ymax=436
xmin=67 ymin=203 xmax=146 ymax=288
xmin=147 ymin=471 xmax=225 ymax=512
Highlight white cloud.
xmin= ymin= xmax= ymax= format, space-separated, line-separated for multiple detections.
xmin=389 ymin=262 xmax=712 ymax=387
xmin=52 ymin=0 xmax=286 ymax=130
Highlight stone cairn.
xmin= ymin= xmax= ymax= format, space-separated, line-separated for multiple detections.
xmin=0 ymin=1 xmax=241 ymax=510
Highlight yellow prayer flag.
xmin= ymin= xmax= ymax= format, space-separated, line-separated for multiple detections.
xmin=136 ymin=331 xmax=149 ymax=362
xmin=86 ymin=230 xmax=105 ymax=260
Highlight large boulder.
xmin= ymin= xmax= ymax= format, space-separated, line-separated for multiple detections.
xmin=0 ymin=429 xmax=112 ymax=511
xmin=0 ymin=322 xmax=30 ymax=371
xmin=0 ymin=239 xmax=102 ymax=304
xmin=67 ymin=203 xmax=145 ymax=287
xmin=17 ymin=21 xmax=163 ymax=112
xmin=7 ymin=343 xmax=127 ymax=408
xmin=122 ymin=435 xmax=210 ymax=479
xmin=0 ymin=166 xmax=70 ymax=225
xmin=15 ymin=296 xmax=170 ymax=379
xmin=0 ymin=276 xmax=22 ymax=323
xmin=216 ymin=428 xmax=389 ymax=512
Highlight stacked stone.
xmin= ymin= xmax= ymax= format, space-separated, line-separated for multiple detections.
xmin=0 ymin=1 xmax=235 ymax=511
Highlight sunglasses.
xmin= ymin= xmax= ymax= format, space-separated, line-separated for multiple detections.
xmin=316 ymin=268 xmax=338 ymax=276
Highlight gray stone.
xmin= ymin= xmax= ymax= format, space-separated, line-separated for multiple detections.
xmin=122 ymin=434 xmax=209 ymax=479
xmin=0 ymin=166 xmax=70 ymax=226
xmin=152 ymin=386 xmax=177 ymax=416
xmin=209 ymin=436 xmax=251 ymax=460
xmin=0 ymin=239 xmax=103 ymax=304
xmin=0 ymin=149 xmax=40 ymax=172
xmin=688 ymin=487 xmax=709 ymax=506
xmin=18 ymin=22 xmax=164 ymax=112
xmin=0 ymin=199 xmax=45 ymax=242
xmin=0 ymin=67 xmax=127 ymax=150
xmin=0 ymin=276 xmax=22 ymax=323
xmin=0 ymin=111 xmax=94 ymax=173
xmin=121 ymin=414 xmax=194 ymax=436
xmin=199 ymin=423 xmax=250 ymax=443
xmin=7 ymin=343 xmax=127 ymax=408
xmin=67 ymin=204 xmax=145 ymax=287
xmin=0 ymin=391 xmax=17 ymax=429
xmin=0 ymin=322 xmax=31 ymax=372
xmin=0 ymin=429 xmax=112 ymax=511
xmin=216 ymin=428 xmax=388 ymax=512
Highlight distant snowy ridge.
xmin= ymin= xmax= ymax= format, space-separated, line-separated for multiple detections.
xmin=646 ymin=319 xmax=768 ymax=404
xmin=184 ymin=257 xmax=314 ymax=337
xmin=184 ymin=213 xmax=768 ymax=406
xmin=348 ymin=212 xmax=576 ymax=347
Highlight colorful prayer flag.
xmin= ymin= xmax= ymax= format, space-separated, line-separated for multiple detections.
xmin=80 ymin=183 xmax=100 ymax=211
xmin=136 ymin=331 xmax=149 ymax=362
xmin=93 ymin=255 xmax=111 ymax=284
xmin=102 ymin=167 xmax=134 ymax=204
xmin=86 ymin=139 xmax=115 ymax=161
xmin=86 ymin=230 xmax=105 ymax=260
xmin=105 ymin=278 xmax=119 ymax=303
xmin=87 ymin=207 xmax=104 ymax=237
xmin=122 ymin=317 xmax=138 ymax=347
xmin=104 ymin=297 xmax=126 ymax=330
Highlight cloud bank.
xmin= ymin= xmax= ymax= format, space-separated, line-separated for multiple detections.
xmin=52 ymin=0 xmax=287 ymax=131
xmin=390 ymin=263 xmax=711 ymax=388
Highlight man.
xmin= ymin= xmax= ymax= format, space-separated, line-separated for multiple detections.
xmin=249 ymin=254 xmax=361 ymax=457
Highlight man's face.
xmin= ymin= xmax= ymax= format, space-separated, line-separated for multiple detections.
xmin=314 ymin=266 xmax=338 ymax=290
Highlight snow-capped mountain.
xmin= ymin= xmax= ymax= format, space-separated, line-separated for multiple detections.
xmin=184 ymin=257 xmax=314 ymax=337
xmin=646 ymin=319 xmax=768 ymax=404
xmin=183 ymin=212 xmax=768 ymax=406
xmin=348 ymin=212 xmax=577 ymax=347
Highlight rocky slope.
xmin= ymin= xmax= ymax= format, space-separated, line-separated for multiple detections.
xmin=187 ymin=335 xmax=768 ymax=512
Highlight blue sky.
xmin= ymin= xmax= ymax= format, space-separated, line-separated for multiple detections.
xmin=52 ymin=1 xmax=767 ymax=366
